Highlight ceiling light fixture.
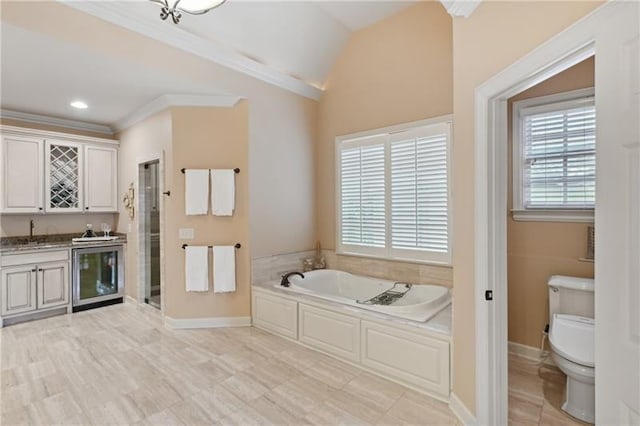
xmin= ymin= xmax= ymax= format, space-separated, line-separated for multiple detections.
xmin=150 ymin=0 xmax=227 ymax=24
xmin=70 ymin=101 xmax=88 ymax=109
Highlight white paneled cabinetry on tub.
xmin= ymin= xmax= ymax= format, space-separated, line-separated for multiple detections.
xmin=0 ymin=126 xmax=119 ymax=213
xmin=252 ymin=286 xmax=451 ymax=401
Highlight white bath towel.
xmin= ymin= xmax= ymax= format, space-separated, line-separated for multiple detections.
xmin=213 ymin=246 xmax=236 ymax=293
xmin=185 ymin=169 xmax=209 ymax=215
xmin=210 ymin=169 xmax=235 ymax=216
xmin=185 ymin=246 xmax=209 ymax=292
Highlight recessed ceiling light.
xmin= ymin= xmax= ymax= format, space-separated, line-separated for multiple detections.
xmin=70 ymin=100 xmax=88 ymax=109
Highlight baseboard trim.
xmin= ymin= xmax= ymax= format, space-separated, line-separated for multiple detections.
xmin=449 ymin=392 xmax=476 ymax=425
xmin=508 ymin=341 xmax=555 ymax=366
xmin=125 ymin=295 xmax=137 ymax=304
xmin=164 ymin=316 xmax=251 ymax=329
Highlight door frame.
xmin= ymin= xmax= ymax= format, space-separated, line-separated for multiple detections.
xmin=474 ymin=2 xmax=620 ymax=424
xmin=136 ymin=153 xmax=166 ymax=314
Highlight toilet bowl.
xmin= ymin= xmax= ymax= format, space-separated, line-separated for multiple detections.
xmin=549 ymin=313 xmax=595 ymax=424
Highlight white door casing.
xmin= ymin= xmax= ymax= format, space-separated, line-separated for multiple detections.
xmin=594 ymin=1 xmax=640 ymax=423
xmin=474 ymin=2 xmax=639 ymax=425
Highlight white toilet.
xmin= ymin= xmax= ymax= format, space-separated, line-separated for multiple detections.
xmin=547 ymin=275 xmax=595 ymax=424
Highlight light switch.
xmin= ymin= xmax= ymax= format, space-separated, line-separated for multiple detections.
xmin=179 ymin=228 xmax=195 ymax=239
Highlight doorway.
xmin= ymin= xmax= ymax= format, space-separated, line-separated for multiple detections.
xmin=474 ymin=2 xmax=639 ymax=424
xmin=140 ymin=160 xmax=161 ymax=310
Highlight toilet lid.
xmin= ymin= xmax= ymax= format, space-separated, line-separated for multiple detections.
xmin=549 ymin=314 xmax=594 ymax=368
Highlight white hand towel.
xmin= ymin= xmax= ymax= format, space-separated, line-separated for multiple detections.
xmin=185 ymin=246 xmax=209 ymax=292
xmin=211 ymin=169 xmax=235 ymax=216
xmin=185 ymin=169 xmax=209 ymax=215
xmin=213 ymin=246 xmax=236 ymax=293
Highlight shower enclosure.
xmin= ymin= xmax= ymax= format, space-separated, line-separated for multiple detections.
xmin=140 ymin=160 xmax=161 ymax=309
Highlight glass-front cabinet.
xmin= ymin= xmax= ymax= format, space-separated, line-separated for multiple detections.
xmin=45 ymin=140 xmax=83 ymax=213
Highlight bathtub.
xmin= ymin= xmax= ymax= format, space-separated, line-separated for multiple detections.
xmin=274 ymin=269 xmax=451 ymax=322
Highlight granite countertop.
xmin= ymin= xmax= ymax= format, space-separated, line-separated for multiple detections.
xmin=252 ymin=280 xmax=452 ymax=337
xmin=0 ymin=233 xmax=127 ymax=254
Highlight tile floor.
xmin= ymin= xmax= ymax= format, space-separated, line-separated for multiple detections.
xmin=1 ymin=303 xmax=459 ymax=425
xmin=508 ymin=353 xmax=590 ymax=425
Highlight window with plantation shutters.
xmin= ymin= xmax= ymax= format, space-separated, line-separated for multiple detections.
xmin=513 ymin=88 xmax=596 ymax=222
xmin=336 ymin=119 xmax=452 ymax=264
xmin=339 ymin=138 xmax=386 ymax=249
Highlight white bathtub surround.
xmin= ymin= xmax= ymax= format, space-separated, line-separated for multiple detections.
xmin=321 ymin=250 xmax=453 ymax=287
xmin=252 ymin=280 xmax=452 ymax=401
xmin=283 ymin=270 xmax=451 ymax=322
xmin=251 ymin=250 xmax=316 ymax=283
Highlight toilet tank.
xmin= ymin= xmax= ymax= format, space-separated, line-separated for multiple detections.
xmin=548 ymin=275 xmax=595 ymax=321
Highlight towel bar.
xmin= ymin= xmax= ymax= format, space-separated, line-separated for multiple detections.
xmin=181 ymin=168 xmax=240 ymax=174
xmin=182 ymin=243 xmax=241 ymax=249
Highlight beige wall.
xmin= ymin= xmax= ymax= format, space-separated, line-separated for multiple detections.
xmin=0 ymin=118 xmax=117 ymax=237
xmin=507 ymin=58 xmax=595 ymax=349
xmin=115 ymin=110 xmax=172 ymax=300
xmin=452 ymin=1 xmax=603 ymax=412
xmin=164 ymin=104 xmax=250 ymax=319
xmin=315 ymin=1 xmax=453 ymax=279
xmin=1 ymin=1 xmax=317 ymax=259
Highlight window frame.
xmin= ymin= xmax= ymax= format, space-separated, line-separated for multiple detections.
xmin=335 ymin=115 xmax=453 ymax=266
xmin=512 ymin=87 xmax=595 ymax=223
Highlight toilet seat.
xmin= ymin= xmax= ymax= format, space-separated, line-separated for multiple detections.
xmin=549 ymin=314 xmax=594 ymax=368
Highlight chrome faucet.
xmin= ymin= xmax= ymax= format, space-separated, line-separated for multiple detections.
xmin=280 ymin=271 xmax=304 ymax=287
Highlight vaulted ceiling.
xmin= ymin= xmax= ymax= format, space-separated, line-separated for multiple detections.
xmin=1 ymin=1 xmax=468 ymax=132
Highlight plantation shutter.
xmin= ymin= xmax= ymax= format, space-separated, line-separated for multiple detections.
xmin=390 ymin=123 xmax=450 ymax=255
xmin=339 ymin=137 xmax=386 ymax=248
xmin=522 ymin=99 xmax=595 ymax=209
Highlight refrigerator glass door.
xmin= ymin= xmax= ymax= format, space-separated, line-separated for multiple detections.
xmin=74 ymin=246 xmax=123 ymax=305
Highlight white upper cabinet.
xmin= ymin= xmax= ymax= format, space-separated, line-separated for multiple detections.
xmin=0 ymin=126 xmax=118 ymax=214
xmin=45 ymin=140 xmax=84 ymax=213
xmin=0 ymin=135 xmax=44 ymax=213
xmin=84 ymin=145 xmax=118 ymax=212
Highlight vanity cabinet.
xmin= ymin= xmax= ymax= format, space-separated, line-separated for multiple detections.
xmin=0 ymin=126 xmax=118 ymax=214
xmin=0 ymin=250 xmax=70 ymax=319
xmin=0 ymin=265 xmax=37 ymax=316
xmin=0 ymin=135 xmax=44 ymax=213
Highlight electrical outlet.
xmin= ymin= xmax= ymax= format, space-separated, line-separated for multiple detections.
xmin=179 ymin=228 xmax=195 ymax=239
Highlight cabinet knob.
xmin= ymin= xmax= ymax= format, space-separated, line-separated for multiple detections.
xmin=38 ymin=207 xmax=43 ymax=211
xmin=31 ymin=268 xmax=37 ymax=272
xmin=85 ymin=207 xmax=89 ymax=210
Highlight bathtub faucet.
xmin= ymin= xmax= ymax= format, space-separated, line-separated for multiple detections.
xmin=281 ymin=271 xmax=304 ymax=287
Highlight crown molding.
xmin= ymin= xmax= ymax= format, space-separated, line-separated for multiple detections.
xmin=0 ymin=109 xmax=114 ymax=135
xmin=113 ymin=94 xmax=242 ymax=132
xmin=57 ymin=0 xmax=323 ymax=101
xmin=440 ymin=0 xmax=481 ymax=18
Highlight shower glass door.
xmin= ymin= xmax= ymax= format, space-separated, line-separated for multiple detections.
xmin=142 ymin=160 xmax=161 ymax=309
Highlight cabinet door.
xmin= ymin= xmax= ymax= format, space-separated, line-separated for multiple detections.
xmin=84 ymin=145 xmax=117 ymax=212
xmin=1 ymin=265 xmax=37 ymax=316
xmin=45 ymin=140 xmax=83 ymax=213
xmin=0 ymin=135 xmax=44 ymax=213
xmin=37 ymin=261 xmax=69 ymax=309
